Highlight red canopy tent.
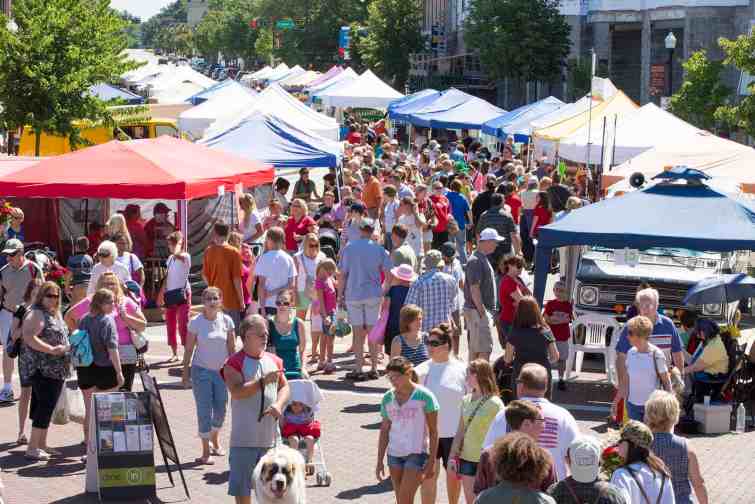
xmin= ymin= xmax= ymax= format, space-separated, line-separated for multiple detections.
xmin=0 ymin=136 xmax=273 ymax=199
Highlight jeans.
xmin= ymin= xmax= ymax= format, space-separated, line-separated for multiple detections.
xmin=166 ymin=292 xmax=191 ymax=350
xmin=191 ymin=365 xmax=228 ymax=438
xmin=520 ymin=210 xmax=535 ymax=264
xmin=453 ymin=229 xmax=468 ymax=265
xmin=626 ymin=401 xmax=646 ymax=422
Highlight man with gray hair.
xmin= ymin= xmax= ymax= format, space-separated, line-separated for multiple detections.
xmin=405 ymin=250 xmax=457 ymax=333
xmin=614 ymin=287 xmax=684 ymax=414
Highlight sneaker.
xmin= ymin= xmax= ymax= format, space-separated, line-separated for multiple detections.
xmin=0 ymin=388 xmax=14 ymax=403
xmin=25 ymin=449 xmax=50 ymax=461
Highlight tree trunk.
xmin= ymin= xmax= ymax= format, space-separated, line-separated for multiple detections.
xmin=34 ymin=128 xmax=41 ymax=157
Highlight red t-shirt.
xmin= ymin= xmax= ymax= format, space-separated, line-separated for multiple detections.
xmin=429 ymin=194 xmax=450 ymax=233
xmin=543 ymin=299 xmax=573 ymax=342
xmin=532 ymin=206 xmax=552 ymax=237
xmin=346 ymin=131 xmax=362 ymax=145
xmin=499 ymin=275 xmax=527 ymax=323
xmin=285 ymin=215 xmax=316 ymax=252
xmin=505 ymin=194 xmax=522 ymax=224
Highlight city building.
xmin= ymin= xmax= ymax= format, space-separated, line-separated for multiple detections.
xmin=419 ymin=0 xmax=755 ymax=108
xmin=187 ymin=0 xmax=209 ymax=28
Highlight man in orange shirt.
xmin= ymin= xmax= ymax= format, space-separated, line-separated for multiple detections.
xmin=202 ymin=222 xmax=245 ymax=332
xmin=362 ymin=167 xmax=383 ymax=220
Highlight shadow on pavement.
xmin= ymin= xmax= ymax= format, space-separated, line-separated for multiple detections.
xmin=335 ymin=478 xmax=392 ymax=500
xmin=202 ymin=470 xmax=229 ymax=485
xmin=313 ymin=378 xmax=387 ymax=395
xmin=342 ymin=403 xmax=380 ymax=414
xmin=360 ymin=421 xmax=382 ymax=430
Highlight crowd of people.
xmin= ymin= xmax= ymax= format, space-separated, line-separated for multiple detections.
xmin=0 ymin=117 xmax=734 ymax=504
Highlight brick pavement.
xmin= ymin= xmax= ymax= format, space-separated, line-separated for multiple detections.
xmin=1 ymin=325 xmax=754 ymax=503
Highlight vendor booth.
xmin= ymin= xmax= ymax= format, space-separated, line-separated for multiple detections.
xmin=533 ymin=169 xmax=755 ymax=306
xmin=89 ymin=83 xmax=145 ymax=105
xmin=387 ymin=89 xmax=441 ymax=122
xmin=481 ymin=96 xmax=564 ymax=142
xmin=314 ymin=70 xmax=404 ymax=109
xmin=405 ymin=88 xmax=505 ymax=130
xmin=186 ymin=79 xmax=255 ymax=106
xmin=305 ymin=65 xmax=342 ymax=89
xmin=178 ymin=83 xmax=258 ymax=139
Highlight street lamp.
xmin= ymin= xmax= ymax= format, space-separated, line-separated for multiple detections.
xmin=6 ymin=19 xmax=17 ymax=33
xmin=665 ymin=30 xmax=677 ymax=97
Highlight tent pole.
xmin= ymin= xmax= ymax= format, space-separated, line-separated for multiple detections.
xmin=599 ymin=117 xmax=607 ymax=200
xmin=178 ymin=200 xmax=189 ymax=252
xmin=610 ymin=114 xmax=618 ymax=171
xmin=84 ymin=198 xmax=89 ymax=235
xmin=586 ymin=49 xmax=596 ymax=201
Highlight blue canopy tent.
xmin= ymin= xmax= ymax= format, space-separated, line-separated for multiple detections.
xmin=200 ymin=111 xmax=343 ymax=169
xmin=88 ymin=83 xmax=144 ymax=105
xmin=406 ymin=88 xmax=506 ymax=130
xmin=387 ymin=89 xmax=440 ymax=122
xmin=533 ymin=168 xmax=755 ymax=306
xmin=481 ymin=96 xmax=564 ymax=142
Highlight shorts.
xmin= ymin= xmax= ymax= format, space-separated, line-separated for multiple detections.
xmin=297 ymin=290 xmax=311 ymax=311
xmin=228 ymin=446 xmax=269 ymax=497
xmin=457 ymin=458 xmax=478 ymax=477
xmin=436 ymin=437 xmax=454 ymax=469
xmin=346 ymin=297 xmax=382 ymax=329
xmin=422 ymin=230 xmax=432 ymax=243
xmin=387 ymin=452 xmax=429 ymax=471
xmin=311 ymin=314 xmax=324 ymax=334
xmin=555 ymin=340 xmax=569 ymax=363
xmin=0 ymin=309 xmax=13 ymax=349
xmin=465 ymin=309 xmax=494 ymax=355
xmin=281 ymin=420 xmax=321 ymax=439
xmin=76 ymin=364 xmax=118 ymax=391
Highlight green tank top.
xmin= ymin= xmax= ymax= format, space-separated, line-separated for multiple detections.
xmin=268 ymin=317 xmax=303 ymax=380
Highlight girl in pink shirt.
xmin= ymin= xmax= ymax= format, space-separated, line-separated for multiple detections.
xmin=313 ymin=259 xmax=338 ymax=374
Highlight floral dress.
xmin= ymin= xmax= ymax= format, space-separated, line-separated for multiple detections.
xmin=19 ymin=306 xmax=71 ymax=381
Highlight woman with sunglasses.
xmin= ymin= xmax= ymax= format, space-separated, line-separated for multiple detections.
xmin=268 ymin=290 xmax=307 ymax=380
xmin=415 ymin=324 xmax=467 ymax=504
xmin=293 ymin=233 xmax=326 ymax=362
xmin=182 ymin=287 xmax=235 ymax=465
xmin=13 ymin=278 xmax=44 ymax=446
xmin=20 ymin=281 xmax=70 ymax=461
xmin=87 ymin=240 xmax=130 ymax=296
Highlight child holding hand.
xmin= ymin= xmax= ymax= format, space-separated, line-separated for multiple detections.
xmin=543 ymin=279 xmax=574 ymax=390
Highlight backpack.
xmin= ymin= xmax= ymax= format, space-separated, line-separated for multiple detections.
xmin=69 ymin=328 xmax=94 ymax=368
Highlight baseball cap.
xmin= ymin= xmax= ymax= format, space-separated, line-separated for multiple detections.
xmin=154 ymin=202 xmax=171 ymax=214
xmin=479 ymin=228 xmax=505 ymax=242
xmin=440 ymin=242 xmax=456 ymax=258
xmin=358 ymin=217 xmax=376 ymax=230
xmin=424 ymin=250 xmax=443 ymax=269
xmin=2 ymin=238 xmax=24 ymax=255
xmin=620 ymin=420 xmax=654 ymax=451
xmin=568 ymin=436 xmax=602 ymax=483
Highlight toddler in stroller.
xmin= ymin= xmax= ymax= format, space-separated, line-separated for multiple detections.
xmin=280 ymin=379 xmax=332 ymax=485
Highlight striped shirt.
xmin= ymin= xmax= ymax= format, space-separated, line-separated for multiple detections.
xmin=405 ymin=269 xmax=457 ymax=332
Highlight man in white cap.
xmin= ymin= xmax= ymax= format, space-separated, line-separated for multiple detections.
xmin=463 ymin=228 xmax=503 ymax=361
xmin=0 ymin=239 xmax=43 ymax=403
xmin=546 ymin=436 xmax=628 ymax=503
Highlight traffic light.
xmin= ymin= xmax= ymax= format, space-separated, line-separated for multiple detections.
xmin=249 ymin=18 xmax=258 ymax=29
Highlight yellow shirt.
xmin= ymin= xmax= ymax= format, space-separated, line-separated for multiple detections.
xmin=460 ymin=395 xmax=504 ymax=462
xmin=700 ymin=336 xmax=729 ymax=375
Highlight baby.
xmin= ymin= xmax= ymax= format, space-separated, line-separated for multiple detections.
xmin=280 ymin=400 xmax=321 ymax=474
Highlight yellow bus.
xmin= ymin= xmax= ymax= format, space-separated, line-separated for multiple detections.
xmin=18 ymin=118 xmax=181 ymax=156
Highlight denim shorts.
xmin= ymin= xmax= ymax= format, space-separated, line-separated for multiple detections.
xmin=228 ymin=446 xmax=269 ymax=497
xmin=457 ymin=458 xmax=478 ymax=477
xmin=387 ymin=452 xmax=428 ymax=471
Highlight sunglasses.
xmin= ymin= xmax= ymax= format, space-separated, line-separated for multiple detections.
xmin=276 ymin=300 xmax=292 ymax=307
xmin=99 ymin=252 xmax=111 ymax=258
xmin=426 ymin=339 xmax=446 ymax=347
xmin=45 ymin=294 xmax=60 ymax=299
xmin=6 ymin=251 xmax=20 ymax=258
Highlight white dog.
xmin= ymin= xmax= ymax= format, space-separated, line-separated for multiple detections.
xmin=253 ymin=445 xmax=306 ymax=504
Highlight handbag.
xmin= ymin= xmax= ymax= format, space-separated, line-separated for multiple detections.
xmin=6 ymin=334 xmax=22 ymax=359
xmin=651 ymin=349 xmax=671 ymax=393
xmin=130 ymin=330 xmax=149 ymax=354
xmin=51 ymin=385 xmax=70 ymax=425
xmin=368 ymin=307 xmax=389 ymax=344
xmin=164 ymin=288 xmax=187 ymax=307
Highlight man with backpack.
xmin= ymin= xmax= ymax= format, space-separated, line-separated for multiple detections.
xmin=0 ymin=239 xmax=43 ymax=403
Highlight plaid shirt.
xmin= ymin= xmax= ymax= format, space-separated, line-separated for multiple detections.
xmin=405 ymin=269 xmax=457 ymax=332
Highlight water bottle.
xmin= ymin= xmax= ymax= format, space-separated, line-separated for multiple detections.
xmin=735 ymin=403 xmax=746 ymax=434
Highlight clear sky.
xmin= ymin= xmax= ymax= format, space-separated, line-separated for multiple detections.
xmin=110 ymin=0 xmax=175 ymax=22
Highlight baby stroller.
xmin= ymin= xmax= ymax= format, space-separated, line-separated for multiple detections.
xmin=318 ymin=227 xmax=340 ymax=261
xmin=282 ymin=379 xmax=332 ymax=487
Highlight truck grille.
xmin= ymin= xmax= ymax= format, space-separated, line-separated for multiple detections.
xmin=593 ymin=280 xmax=690 ymax=309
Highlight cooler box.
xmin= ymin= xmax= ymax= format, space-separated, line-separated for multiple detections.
xmin=693 ymin=403 xmax=732 ymax=434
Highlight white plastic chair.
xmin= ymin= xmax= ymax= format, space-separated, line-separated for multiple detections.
xmin=565 ymin=314 xmax=622 ymax=383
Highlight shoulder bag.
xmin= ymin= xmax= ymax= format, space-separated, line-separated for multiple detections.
xmin=453 ymin=395 xmax=490 ymax=466
xmin=163 ymin=256 xmax=189 ymax=307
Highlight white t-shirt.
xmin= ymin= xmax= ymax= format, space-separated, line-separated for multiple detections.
xmin=384 ymin=199 xmax=400 ymax=233
xmin=482 ymin=396 xmax=579 ymax=481
xmin=398 ymin=214 xmax=423 ymax=259
xmin=241 ymin=211 xmax=262 ymax=243
xmin=255 ymin=250 xmax=296 ymax=308
xmin=115 ymin=252 xmax=144 ymax=276
xmin=165 ymin=253 xmax=191 ymax=291
xmin=295 ymin=251 xmax=326 ymax=293
xmin=188 ymin=313 xmax=234 ymax=371
xmin=415 ymin=359 xmax=467 ymax=438
xmin=87 ymin=262 xmax=132 ymax=295
xmin=626 ymin=344 xmax=668 ymax=406
xmin=611 ymin=463 xmax=675 ymax=504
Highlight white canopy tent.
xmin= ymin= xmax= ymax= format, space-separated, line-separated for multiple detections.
xmin=269 ymin=65 xmax=305 ymax=84
xmin=280 ymin=70 xmax=320 ymax=88
xmin=263 ymin=63 xmax=293 ymax=83
xmin=251 ymin=65 xmax=272 ymax=78
xmin=605 ymin=131 xmax=755 ymax=192
xmin=306 ymin=67 xmax=358 ymax=95
xmin=558 ymin=103 xmax=702 ymax=165
xmin=202 ymin=83 xmax=339 ymax=141
xmin=178 ymin=84 xmax=259 ymax=139
xmin=315 ymin=70 xmax=403 ymax=109
xmin=149 ymin=81 xmax=208 ymax=104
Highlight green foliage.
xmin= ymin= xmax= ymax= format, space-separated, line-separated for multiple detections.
xmin=116 ymin=10 xmax=142 ymax=49
xmin=254 ymin=28 xmax=274 ymax=64
xmin=566 ymin=58 xmax=591 ymax=101
xmin=141 ymin=0 xmax=188 ymax=51
xmin=357 ymin=0 xmax=425 ymax=90
xmin=193 ymin=0 xmax=259 ymax=64
xmin=716 ymin=34 xmax=755 ymax=137
xmin=0 ymin=0 xmax=139 ymax=155
xmin=668 ymin=50 xmax=731 ymax=132
xmin=464 ymin=0 xmax=570 ymax=84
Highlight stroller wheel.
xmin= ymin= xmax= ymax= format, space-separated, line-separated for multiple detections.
xmin=316 ymin=474 xmax=323 ymax=486
xmin=324 ymin=473 xmax=332 ymax=486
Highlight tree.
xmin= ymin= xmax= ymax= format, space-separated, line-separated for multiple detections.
xmin=566 ymin=58 xmax=591 ymax=101
xmin=357 ymin=0 xmax=425 ymax=90
xmin=141 ymin=0 xmax=188 ymax=50
xmin=116 ymin=10 xmax=142 ymax=49
xmin=668 ymin=50 xmax=731 ymax=132
xmin=194 ymin=10 xmax=226 ymax=62
xmin=255 ymin=28 xmax=274 ymax=65
xmin=0 ymin=0 xmax=139 ymax=155
xmin=465 ymin=0 xmax=570 ymax=86
xmin=716 ymin=34 xmax=755 ymax=137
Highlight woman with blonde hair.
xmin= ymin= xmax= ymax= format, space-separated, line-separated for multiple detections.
xmin=449 ymin=359 xmax=504 ymax=503
xmin=646 ymin=390 xmax=708 ymax=504
xmin=106 ymin=214 xmax=133 ymax=252
xmin=293 ymin=233 xmax=325 ymax=355
xmin=238 ymin=193 xmax=264 ymax=244
xmin=284 ymin=198 xmax=317 ymax=253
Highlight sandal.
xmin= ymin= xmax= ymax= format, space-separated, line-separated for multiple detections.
xmin=366 ymin=370 xmax=379 ymax=380
xmin=195 ymin=456 xmax=215 ymax=465
xmin=210 ymin=446 xmax=226 ymax=457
